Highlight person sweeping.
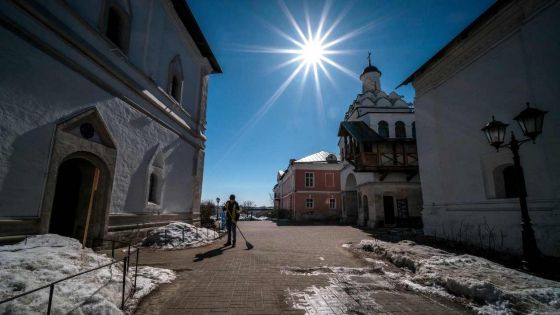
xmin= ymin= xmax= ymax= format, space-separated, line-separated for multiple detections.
xmin=223 ymin=194 xmax=240 ymax=247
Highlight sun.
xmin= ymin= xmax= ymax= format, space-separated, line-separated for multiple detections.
xmin=300 ymin=39 xmax=325 ymax=65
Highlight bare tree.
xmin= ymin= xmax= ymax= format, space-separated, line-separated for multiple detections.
xmin=242 ymin=200 xmax=256 ymax=216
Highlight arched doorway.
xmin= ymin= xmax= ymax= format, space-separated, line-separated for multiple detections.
xmin=362 ymin=195 xmax=369 ymax=226
xmin=49 ymin=157 xmax=103 ymax=244
xmin=343 ymin=174 xmax=358 ymax=224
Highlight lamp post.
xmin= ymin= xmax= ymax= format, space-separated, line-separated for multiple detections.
xmin=481 ymin=102 xmax=547 ymax=266
xmin=216 ymin=197 xmax=221 ymax=221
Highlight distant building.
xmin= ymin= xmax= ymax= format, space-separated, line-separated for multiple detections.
xmin=337 ymin=56 xmax=422 ymax=228
xmin=399 ymin=0 xmax=560 ymax=255
xmin=0 ymin=0 xmax=220 ymax=244
xmin=273 ymin=151 xmax=342 ymax=221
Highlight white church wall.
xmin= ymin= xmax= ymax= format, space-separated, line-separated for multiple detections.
xmin=415 ymin=1 xmax=560 ymax=255
xmin=0 ymin=1 xmax=208 ymax=222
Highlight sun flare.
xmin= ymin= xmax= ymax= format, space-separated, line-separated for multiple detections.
xmin=300 ymin=40 xmax=325 ymax=65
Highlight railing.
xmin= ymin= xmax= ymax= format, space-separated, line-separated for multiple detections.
xmin=0 ymin=238 xmax=140 ymax=314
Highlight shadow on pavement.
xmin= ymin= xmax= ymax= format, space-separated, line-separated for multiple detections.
xmin=193 ymin=245 xmax=232 ymax=262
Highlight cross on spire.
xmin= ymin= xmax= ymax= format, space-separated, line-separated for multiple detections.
xmin=367 ymin=51 xmax=372 ymax=66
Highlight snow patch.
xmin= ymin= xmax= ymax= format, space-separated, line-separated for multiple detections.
xmin=358 ymin=239 xmax=560 ymax=314
xmin=0 ymin=234 xmax=175 ymax=314
xmin=141 ymin=222 xmax=218 ymax=250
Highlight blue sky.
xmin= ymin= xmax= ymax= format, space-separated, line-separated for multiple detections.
xmin=189 ymin=0 xmax=494 ymax=206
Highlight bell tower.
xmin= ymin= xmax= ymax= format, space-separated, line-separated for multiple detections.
xmin=360 ymin=51 xmax=382 ymax=93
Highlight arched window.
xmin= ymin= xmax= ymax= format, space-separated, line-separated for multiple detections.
xmin=395 ymin=121 xmax=406 ymax=138
xmin=503 ymin=166 xmax=520 ymax=198
xmin=493 ymin=164 xmax=523 ymax=198
xmin=168 ymin=55 xmax=184 ymax=103
xmin=412 ymin=122 xmax=416 ymax=139
xmin=378 ymin=121 xmax=389 ymax=138
xmin=148 ymin=173 xmax=158 ymax=204
xmin=104 ymin=5 xmax=129 ymax=53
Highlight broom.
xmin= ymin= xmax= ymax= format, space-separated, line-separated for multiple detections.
xmin=236 ymin=224 xmax=254 ymax=250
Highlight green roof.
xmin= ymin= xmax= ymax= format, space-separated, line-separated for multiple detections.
xmin=338 ymin=121 xmax=385 ymax=142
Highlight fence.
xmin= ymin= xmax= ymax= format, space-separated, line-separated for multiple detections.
xmin=0 ymin=238 xmax=140 ymax=314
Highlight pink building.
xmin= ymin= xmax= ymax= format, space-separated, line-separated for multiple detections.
xmin=273 ymin=151 xmax=342 ymax=221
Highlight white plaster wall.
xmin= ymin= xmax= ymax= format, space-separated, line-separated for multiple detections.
xmin=0 ymin=1 xmax=207 ymax=218
xmin=415 ymin=2 xmax=560 ymax=255
xmin=367 ymin=112 xmax=415 ymax=138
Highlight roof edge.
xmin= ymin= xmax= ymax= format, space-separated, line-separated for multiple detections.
xmin=171 ymin=0 xmax=222 ymax=74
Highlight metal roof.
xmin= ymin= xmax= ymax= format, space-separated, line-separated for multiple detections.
xmin=295 ymin=151 xmax=336 ymax=163
xmin=338 ymin=121 xmax=386 ymax=142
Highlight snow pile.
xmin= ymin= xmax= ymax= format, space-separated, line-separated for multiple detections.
xmin=238 ymin=214 xmax=269 ymax=221
xmin=0 ymin=234 xmax=175 ymax=314
xmin=142 ymin=221 xmax=218 ymax=249
xmin=358 ymin=239 xmax=560 ymax=314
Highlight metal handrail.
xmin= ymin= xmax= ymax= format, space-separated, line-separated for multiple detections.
xmin=0 ymin=238 xmax=140 ymax=314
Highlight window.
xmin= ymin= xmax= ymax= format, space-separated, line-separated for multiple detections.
xmin=412 ymin=122 xmax=416 ymax=139
xmin=503 ymin=166 xmax=520 ymax=198
xmin=148 ymin=173 xmax=159 ymax=204
xmin=395 ymin=121 xmax=406 ymax=138
xmin=329 ymin=198 xmax=336 ymax=209
xmin=493 ymin=164 xmax=523 ymax=198
xmin=305 ymin=172 xmax=314 ymax=187
xmin=104 ymin=5 xmax=129 ymax=53
xmin=378 ymin=121 xmax=389 ymax=138
xmin=306 ymin=198 xmax=314 ymax=209
xmin=168 ymin=55 xmax=184 ymax=103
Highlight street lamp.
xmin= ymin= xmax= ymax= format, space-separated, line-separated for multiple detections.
xmin=481 ymin=102 xmax=547 ymax=266
xmin=216 ymin=197 xmax=221 ymax=221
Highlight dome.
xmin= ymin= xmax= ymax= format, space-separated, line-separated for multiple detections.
xmin=361 ymin=64 xmax=381 ymax=76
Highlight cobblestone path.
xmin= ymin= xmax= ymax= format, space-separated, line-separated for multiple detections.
xmin=135 ymin=221 xmax=471 ymax=314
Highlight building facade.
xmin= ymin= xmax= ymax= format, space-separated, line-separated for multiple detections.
xmin=0 ymin=0 xmax=220 ymax=244
xmin=274 ymin=151 xmax=342 ymax=221
xmin=400 ymin=0 xmax=560 ymax=256
xmin=338 ymin=58 xmax=422 ymax=228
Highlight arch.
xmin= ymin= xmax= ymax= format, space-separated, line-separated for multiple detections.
xmin=378 ymin=121 xmax=389 ymax=138
xmin=344 ymin=173 xmax=357 ymax=191
xmin=395 ymin=121 xmax=406 ymax=138
xmin=168 ymin=55 xmax=184 ymax=103
xmin=49 ymin=152 xmax=111 ymax=245
xmin=104 ymin=4 xmax=130 ymax=53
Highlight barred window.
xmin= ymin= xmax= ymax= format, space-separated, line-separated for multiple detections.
xmin=305 ymin=172 xmax=314 ymax=187
xmin=305 ymin=198 xmax=314 ymax=209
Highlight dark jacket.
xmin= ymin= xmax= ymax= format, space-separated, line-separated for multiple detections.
xmin=223 ymin=200 xmax=240 ymax=222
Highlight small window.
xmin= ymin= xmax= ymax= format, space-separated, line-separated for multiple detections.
xmin=148 ymin=173 xmax=159 ymax=204
xmin=395 ymin=121 xmax=406 ymax=138
xmin=503 ymin=166 xmax=520 ymax=198
xmin=378 ymin=121 xmax=389 ymax=138
xmin=168 ymin=55 xmax=184 ymax=103
xmin=305 ymin=172 xmax=314 ymax=187
xmin=170 ymin=76 xmax=181 ymax=101
xmin=105 ymin=6 xmax=129 ymax=52
xmin=412 ymin=122 xmax=416 ymax=139
xmin=306 ymin=198 xmax=314 ymax=209
xmin=329 ymin=198 xmax=336 ymax=209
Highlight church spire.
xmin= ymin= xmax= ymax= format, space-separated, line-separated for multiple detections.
xmin=360 ymin=50 xmax=382 ymax=93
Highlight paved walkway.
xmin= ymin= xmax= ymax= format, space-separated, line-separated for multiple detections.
xmin=135 ymin=221 xmax=470 ymax=314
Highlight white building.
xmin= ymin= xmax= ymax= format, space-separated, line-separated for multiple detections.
xmin=399 ymin=0 xmax=560 ymax=256
xmin=338 ymin=57 xmax=422 ymax=228
xmin=0 ymin=0 xmax=221 ymax=244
